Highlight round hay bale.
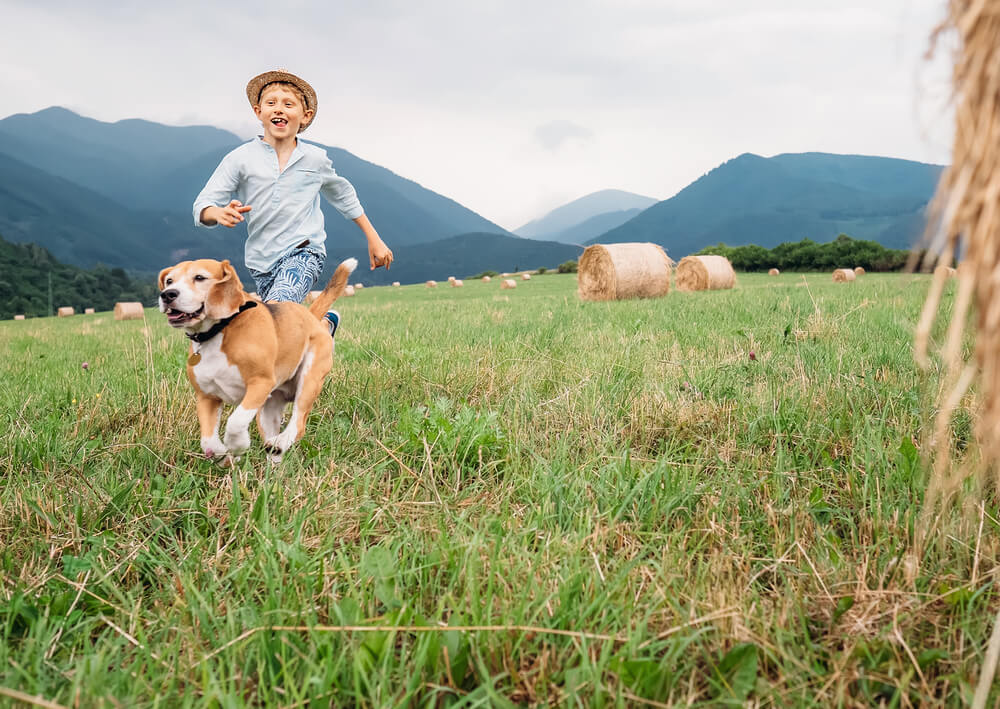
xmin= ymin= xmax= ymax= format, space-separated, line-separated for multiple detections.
xmin=447 ymin=276 xmax=456 ymax=283
xmin=57 ymin=307 xmax=75 ymax=317
xmin=13 ymin=314 xmax=25 ymax=320
xmin=392 ymin=281 xmax=401 ymax=287
xmin=354 ymin=283 xmax=364 ymax=289
xmin=305 ymin=290 xmax=322 ymax=304
xmin=501 ymin=279 xmax=517 ymax=290
xmin=768 ymin=268 xmax=780 ymax=276
xmin=344 ymin=285 xmax=355 ymax=296
xmin=832 ymin=268 xmax=856 ymax=283
xmin=426 ymin=280 xmax=437 ymax=288
xmin=114 ymin=302 xmax=144 ymax=320
xmin=84 ymin=307 xmax=95 ymax=314
xmin=521 ymin=273 xmax=532 ymax=281
xmin=451 ymin=279 xmax=464 ymax=287
xmin=579 ymin=243 xmax=673 ymax=301
xmin=854 ymin=266 xmax=866 ymax=276
xmin=482 ymin=276 xmax=492 ymax=282
xmin=675 ymin=254 xmax=735 ymax=292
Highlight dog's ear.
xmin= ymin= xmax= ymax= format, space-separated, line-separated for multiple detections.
xmin=205 ymin=260 xmax=247 ymax=319
xmin=158 ymin=267 xmax=172 ymax=290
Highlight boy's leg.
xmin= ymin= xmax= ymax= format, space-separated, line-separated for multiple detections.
xmin=264 ymin=248 xmax=325 ymax=304
xmin=262 ymin=248 xmax=340 ymax=337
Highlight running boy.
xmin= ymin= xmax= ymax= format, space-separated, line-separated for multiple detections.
xmin=193 ymin=69 xmax=392 ymax=335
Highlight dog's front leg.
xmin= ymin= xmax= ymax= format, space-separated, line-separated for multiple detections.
xmin=197 ymin=393 xmax=228 ymax=458
xmin=223 ymin=377 xmax=275 ymax=454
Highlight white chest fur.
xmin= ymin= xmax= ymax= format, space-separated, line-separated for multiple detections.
xmin=190 ymin=335 xmax=246 ymax=404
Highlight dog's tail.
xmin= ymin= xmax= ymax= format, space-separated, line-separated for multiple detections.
xmin=309 ymin=258 xmax=358 ymax=319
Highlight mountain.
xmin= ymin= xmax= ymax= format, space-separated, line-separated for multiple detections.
xmin=325 ymin=233 xmax=582 ymax=286
xmin=589 ymin=153 xmax=944 ymax=255
xmin=516 ymin=189 xmax=658 ymax=242
xmin=0 ymin=107 xmax=511 ymax=272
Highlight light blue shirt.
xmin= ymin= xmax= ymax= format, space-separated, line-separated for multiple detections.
xmin=193 ymin=137 xmax=364 ymax=272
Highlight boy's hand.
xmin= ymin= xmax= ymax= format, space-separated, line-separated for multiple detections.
xmin=369 ymin=238 xmax=394 ymax=270
xmin=201 ymin=200 xmax=252 ymax=227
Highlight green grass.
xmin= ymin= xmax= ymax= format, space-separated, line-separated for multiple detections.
xmin=0 ymin=272 xmax=995 ymax=707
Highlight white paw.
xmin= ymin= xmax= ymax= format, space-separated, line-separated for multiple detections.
xmin=201 ymin=437 xmax=228 ymax=459
xmin=223 ymin=427 xmax=252 ymax=454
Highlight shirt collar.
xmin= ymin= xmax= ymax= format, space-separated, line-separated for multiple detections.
xmin=256 ymin=136 xmax=305 ymax=170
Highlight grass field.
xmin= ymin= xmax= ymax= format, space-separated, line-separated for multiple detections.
xmin=1 ymin=271 xmax=996 ymax=707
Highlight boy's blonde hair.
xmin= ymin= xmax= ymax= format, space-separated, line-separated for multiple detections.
xmin=257 ymin=81 xmax=310 ymax=111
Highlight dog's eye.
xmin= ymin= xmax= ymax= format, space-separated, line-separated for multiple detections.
xmin=194 ymin=275 xmax=206 ymax=282
xmin=165 ymin=278 xmax=173 ymax=285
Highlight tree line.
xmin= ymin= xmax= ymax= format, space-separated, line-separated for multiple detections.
xmin=696 ymin=234 xmax=913 ymax=272
xmin=0 ymin=235 xmax=158 ymax=319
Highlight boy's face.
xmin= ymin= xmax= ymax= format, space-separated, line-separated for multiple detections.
xmin=254 ymin=84 xmax=314 ymax=140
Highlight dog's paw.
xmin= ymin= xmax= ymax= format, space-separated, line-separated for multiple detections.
xmin=223 ymin=428 xmax=251 ymax=454
xmin=202 ymin=436 xmax=228 ymax=459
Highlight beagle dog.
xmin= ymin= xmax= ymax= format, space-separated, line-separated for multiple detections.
xmin=158 ymin=257 xmax=356 ymax=463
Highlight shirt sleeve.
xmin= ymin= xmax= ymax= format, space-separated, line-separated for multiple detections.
xmin=192 ymin=152 xmax=242 ymax=228
xmin=319 ymin=156 xmax=365 ymax=220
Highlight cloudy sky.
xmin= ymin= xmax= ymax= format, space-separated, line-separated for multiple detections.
xmin=2 ymin=0 xmax=953 ymax=230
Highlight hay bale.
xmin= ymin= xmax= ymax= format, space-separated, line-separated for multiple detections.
xmin=854 ymin=266 xmax=866 ymax=276
xmin=451 ymin=279 xmax=464 ymax=287
xmin=832 ymin=268 xmax=856 ymax=283
xmin=354 ymin=283 xmax=364 ymax=289
xmin=578 ymin=243 xmax=672 ymax=301
xmin=521 ymin=273 xmax=532 ymax=281
xmin=305 ymin=290 xmax=322 ymax=304
xmin=84 ymin=307 xmax=95 ymax=314
xmin=447 ymin=276 xmax=456 ymax=283
xmin=426 ymin=280 xmax=437 ymax=288
xmin=768 ymin=268 xmax=780 ymax=276
xmin=675 ymin=254 xmax=735 ymax=292
xmin=57 ymin=307 xmax=75 ymax=317
xmin=113 ymin=302 xmax=144 ymax=320
xmin=482 ymin=276 xmax=491 ymax=282
xmin=344 ymin=285 xmax=355 ymax=296
xmin=392 ymin=281 xmax=401 ymax=287
xmin=13 ymin=315 xmax=25 ymax=320
xmin=501 ymin=279 xmax=517 ymax=289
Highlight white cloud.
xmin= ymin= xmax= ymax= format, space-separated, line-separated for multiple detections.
xmin=0 ymin=0 xmax=953 ymax=229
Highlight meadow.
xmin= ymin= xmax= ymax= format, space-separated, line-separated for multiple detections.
xmin=1 ymin=271 xmax=996 ymax=707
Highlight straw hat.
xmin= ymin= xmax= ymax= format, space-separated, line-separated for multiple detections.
xmin=245 ymin=69 xmax=318 ymax=128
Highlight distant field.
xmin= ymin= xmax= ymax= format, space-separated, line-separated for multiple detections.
xmin=2 ymin=272 xmax=995 ymax=706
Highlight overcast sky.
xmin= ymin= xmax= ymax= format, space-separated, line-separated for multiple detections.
xmin=1 ymin=0 xmax=954 ymax=231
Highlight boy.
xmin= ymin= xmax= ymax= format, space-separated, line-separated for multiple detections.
xmin=193 ymin=68 xmax=393 ymax=336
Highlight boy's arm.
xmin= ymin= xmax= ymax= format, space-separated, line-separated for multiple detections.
xmin=193 ymin=154 xmax=247 ymax=228
xmin=319 ymin=156 xmax=392 ymax=269
xmin=354 ymin=214 xmax=393 ymax=270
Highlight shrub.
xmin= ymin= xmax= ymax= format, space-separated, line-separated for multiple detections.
xmin=558 ymin=260 xmax=578 ymax=274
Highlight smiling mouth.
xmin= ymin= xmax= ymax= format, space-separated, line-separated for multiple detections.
xmin=271 ymin=118 xmax=288 ymax=127
xmin=165 ymin=305 xmax=205 ymax=326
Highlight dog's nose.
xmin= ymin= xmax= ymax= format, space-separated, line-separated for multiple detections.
xmin=160 ymin=289 xmax=179 ymax=303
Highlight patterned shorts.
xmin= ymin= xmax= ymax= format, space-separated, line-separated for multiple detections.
xmin=249 ymin=247 xmax=326 ymax=303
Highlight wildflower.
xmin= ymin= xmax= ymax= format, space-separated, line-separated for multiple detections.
xmin=81 ymin=362 xmax=89 ymax=370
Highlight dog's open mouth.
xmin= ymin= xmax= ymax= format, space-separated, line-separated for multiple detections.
xmin=165 ymin=305 xmax=205 ymax=325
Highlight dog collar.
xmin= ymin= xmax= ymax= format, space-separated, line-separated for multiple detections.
xmin=187 ymin=301 xmax=258 ymax=344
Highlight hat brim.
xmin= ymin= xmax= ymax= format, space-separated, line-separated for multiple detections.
xmin=246 ymin=70 xmax=318 ymax=131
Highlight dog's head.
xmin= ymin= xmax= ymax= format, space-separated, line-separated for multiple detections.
xmin=158 ymin=259 xmax=246 ymax=330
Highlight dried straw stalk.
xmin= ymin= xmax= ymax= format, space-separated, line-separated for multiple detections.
xmin=578 ymin=243 xmax=672 ymax=301
xmin=915 ymin=5 xmax=1000 ymax=705
xmin=675 ymin=254 xmax=735 ymax=292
